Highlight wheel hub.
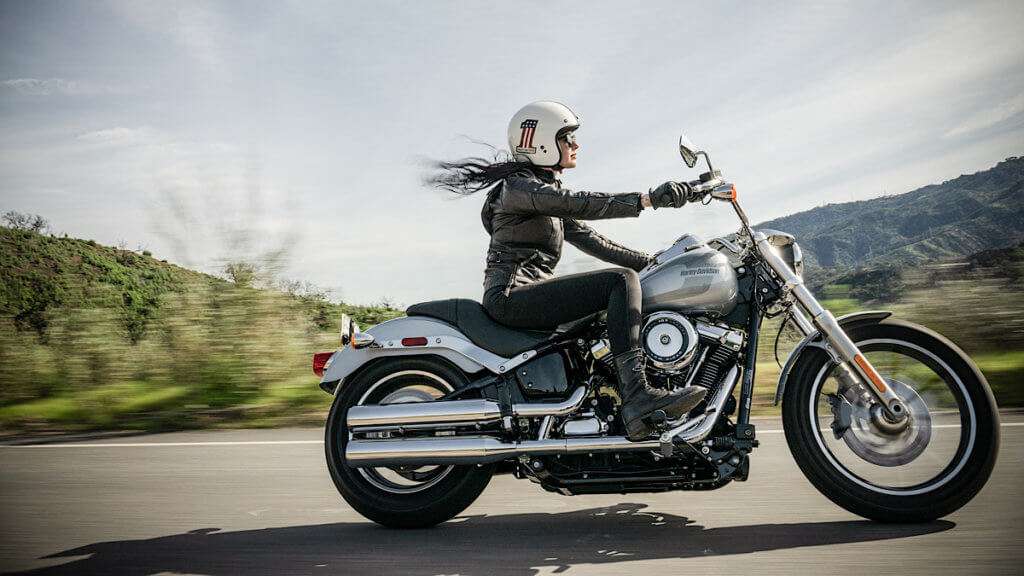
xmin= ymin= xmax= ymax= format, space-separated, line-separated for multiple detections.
xmin=835 ymin=378 xmax=932 ymax=467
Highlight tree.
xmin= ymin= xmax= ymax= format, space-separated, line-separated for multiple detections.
xmin=2 ymin=211 xmax=49 ymax=234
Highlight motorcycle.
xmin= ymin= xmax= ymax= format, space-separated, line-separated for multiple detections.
xmin=313 ymin=134 xmax=1000 ymax=528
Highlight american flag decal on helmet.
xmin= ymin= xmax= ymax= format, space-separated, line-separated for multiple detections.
xmin=516 ymin=119 xmax=538 ymax=154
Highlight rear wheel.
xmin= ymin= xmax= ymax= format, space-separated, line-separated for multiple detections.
xmin=325 ymin=356 xmax=494 ymax=528
xmin=783 ymin=319 xmax=999 ymax=522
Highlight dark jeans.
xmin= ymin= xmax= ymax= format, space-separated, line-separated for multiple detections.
xmin=482 ymin=267 xmax=643 ymax=355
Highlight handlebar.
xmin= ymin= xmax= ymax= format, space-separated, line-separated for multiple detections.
xmin=687 ymin=177 xmax=734 ymax=202
xmin=688 ymin=178 xmax=723 ymax=193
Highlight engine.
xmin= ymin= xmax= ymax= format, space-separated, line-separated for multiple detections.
xmin=640 ymin=312 xmax=745 ymax=407
xmin=641 ymin=312 xmax=699 ymax=372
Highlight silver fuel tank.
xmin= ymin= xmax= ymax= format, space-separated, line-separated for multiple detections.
xmin=639 ymin=234 xmax=739 ymax=316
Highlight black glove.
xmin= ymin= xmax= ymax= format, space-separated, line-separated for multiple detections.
xmin=685 ymin=185 xmax=707 ymax=203
xmin=648 ymin=181 xmax=690 ymax=209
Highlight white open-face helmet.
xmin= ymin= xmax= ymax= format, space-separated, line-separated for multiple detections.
xmin=507 ymin=101 xmax=581 ymax=167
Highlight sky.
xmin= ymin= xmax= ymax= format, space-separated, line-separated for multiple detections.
xmin=1 ymin=0 xmax=1023 ymax=306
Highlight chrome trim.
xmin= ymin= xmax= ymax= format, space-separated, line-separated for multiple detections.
xmin=347 ymin=386 xmax=588 ymax=429
xmin=537 ymin=416 xmax=554 ymax=440
xmin=789 ymin=307 xmax=815 ymax=337
xmin=562 ymin=417 xmax=602 ymax=436
xmin=345 ymin=435 xmax=661 ymax=466
xmin=695 ymin=322 xmax=744 ymax=351
xmin=498 ymin=350 xmax=538 ymax=374
xmin=681 ymin=348 xmax=709 ymax=389
xmin=709 ymin=236 xmax=744 ymax=256
xmin=340 ymin=314 xmax=354 ymax=346
xmin=643 ymin=312 xmax=699 ymax=372
xmin=352 ymin=332 xmax=376 ymax=349
xmin=512 ymin=386 xmax=587 ymax=417
xmin=661 ymin=364 xmax=740 ymax=445
xmin=378 ymin=334 xmax=510 ymax=374
xmin=348 ymin=398 xmax=501 ymax=428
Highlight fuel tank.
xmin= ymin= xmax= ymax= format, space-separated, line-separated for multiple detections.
xmin=639 ymin=234 xmax=739 ymax=316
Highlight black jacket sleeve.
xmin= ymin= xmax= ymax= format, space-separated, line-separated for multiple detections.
xmin=500 ymin=176 xmax=643 ymax=220
xmin=563 ymin=218 xmax=652 ymax=272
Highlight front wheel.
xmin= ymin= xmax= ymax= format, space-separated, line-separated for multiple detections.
xmin=325 ymin=356 xmax=495 ymax=528
xmin=783 ymin=319 xmax=999 ymax=522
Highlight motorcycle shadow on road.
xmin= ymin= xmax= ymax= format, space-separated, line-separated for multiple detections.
xmin=9 ymin=503 xmax=953 ymax=576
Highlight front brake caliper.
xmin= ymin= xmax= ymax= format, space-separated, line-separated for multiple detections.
xmin=825 ymin=393 xmax=853 ymax=440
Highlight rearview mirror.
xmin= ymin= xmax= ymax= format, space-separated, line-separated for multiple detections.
xmin=679 ymin=134 xmax=700 ymax=168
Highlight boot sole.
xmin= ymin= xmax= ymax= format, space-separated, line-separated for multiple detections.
xmin=623 ymin=387 xmax=709 ymax=441
xmin=661 ymin=386 xmax=708 ymax=419
xmin=624 ymin=417 xmax=655 ymax=441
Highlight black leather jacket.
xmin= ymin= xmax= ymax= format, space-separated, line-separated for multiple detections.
xmin=481 ymin=169 xmax=652 ymax=297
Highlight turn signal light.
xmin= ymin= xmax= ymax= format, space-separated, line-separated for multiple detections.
xmin=854 ymin=354 xmax=887 ymax=393
xmin=313 ymin=352 xmax=335 ymax=377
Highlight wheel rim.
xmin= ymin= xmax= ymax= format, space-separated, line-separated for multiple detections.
xmin=350 ymin=370 xmax=456 ymax=494
xmin=808 ymin=338 xmax=976 ymax=496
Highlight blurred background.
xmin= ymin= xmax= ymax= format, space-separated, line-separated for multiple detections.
xmin=1 ymin=0 xmax=1023 ymax=435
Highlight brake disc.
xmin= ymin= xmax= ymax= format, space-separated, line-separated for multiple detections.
xmin=840 ymin=378 xmax=932 ymax=467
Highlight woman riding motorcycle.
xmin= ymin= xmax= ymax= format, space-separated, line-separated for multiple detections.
xmin=429 ymin=101 xmax=707 ymax=440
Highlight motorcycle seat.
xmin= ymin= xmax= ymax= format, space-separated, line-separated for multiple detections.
xmin=406 ymin=299 xmax=560 ymax=357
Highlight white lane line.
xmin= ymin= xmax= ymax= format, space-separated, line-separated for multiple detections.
xmin=3 ymin=423 xmax=1022 ymax=448
xmin=759 ymin=422 xmax=1024 ymax=434
xmin=1 ymin=440 xmax=324 ymax=448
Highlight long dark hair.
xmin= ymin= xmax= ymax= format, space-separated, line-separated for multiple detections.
xmin=424 ymin=143 xmax=548 ymax=197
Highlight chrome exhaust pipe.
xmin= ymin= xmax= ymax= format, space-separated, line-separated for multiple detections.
xmin=662 ymin=365 xmax=741 ymax=444
xmin=345 ymin=435 xmax=661 ymax=467
xmin=346 ymin=386 xmax=587 ymax=429
xmin=345 ymin=367 xmax=742 ymax=467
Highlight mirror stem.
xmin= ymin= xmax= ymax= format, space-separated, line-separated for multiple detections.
xmin=697 ymin=151 xmax=714 ymax=174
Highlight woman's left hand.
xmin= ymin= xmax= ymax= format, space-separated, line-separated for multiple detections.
xmin=648 ymin=181 xmax=690 ymax=209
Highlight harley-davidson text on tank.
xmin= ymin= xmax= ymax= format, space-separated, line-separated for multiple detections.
xmin=639 ymin=234 xmax=738 ymax=316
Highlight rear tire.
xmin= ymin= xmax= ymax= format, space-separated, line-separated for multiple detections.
xmin=782 ymin=319 xmax=999 ymax=522
xmin=325 ymin=356 xmax=495 ymax=528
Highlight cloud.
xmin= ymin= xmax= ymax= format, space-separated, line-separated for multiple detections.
xmin=944 ymin=93 xmax=1024 ymax=138
xmin=76 ymin=126 xmax=156 ymax=146
xmin=109 ymin=1 xmax=226 ymax=73
xmin=1 ymin=78 xmax=99 ymax=96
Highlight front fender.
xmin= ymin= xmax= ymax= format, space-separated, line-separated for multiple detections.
xmin=773 ymin=311 xmax=892 ymax=405
xmin=318 ymin=316 xmax=503 ymax=395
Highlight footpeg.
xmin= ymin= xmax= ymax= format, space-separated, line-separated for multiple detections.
xmin=648 ymin=409 xmax=668 ymax=429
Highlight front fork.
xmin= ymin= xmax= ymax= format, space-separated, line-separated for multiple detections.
xmin=757 ymin=236 xmax=907 ymax=420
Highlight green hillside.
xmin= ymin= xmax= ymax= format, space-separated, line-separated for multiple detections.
xmin=0 ymin=223 xmax=402 ymax=433
xmin=758 ymin=156 xmax=1024 ymax=272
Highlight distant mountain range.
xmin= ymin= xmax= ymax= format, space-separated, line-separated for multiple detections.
xmin=756 ymin=156 xmax=1024 ymax=275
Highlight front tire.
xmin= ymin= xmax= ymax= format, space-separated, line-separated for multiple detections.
xmin=325 ymin=356 xmax=494 ymax=528
xmin=782 ymin=319 xmax=999 ymax=522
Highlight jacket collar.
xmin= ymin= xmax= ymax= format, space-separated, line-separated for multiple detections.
xmin=535 ymin=167 xmax=561 ymax=187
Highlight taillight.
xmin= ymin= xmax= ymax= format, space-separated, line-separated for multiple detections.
xmin=313 ymin=352 xmax=334 ymax=377
xmin=401 ymin=337 xmax=428 ymax=346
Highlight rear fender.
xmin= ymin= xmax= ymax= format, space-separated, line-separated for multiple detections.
xmin=318 ymin=316 xmax=505 ymax=395
xmin=773 ymin=311 xmax=892 ymax=405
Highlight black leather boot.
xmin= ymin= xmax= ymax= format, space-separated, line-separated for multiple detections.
xmin=613 ymin=347 xmax=707 ymax=441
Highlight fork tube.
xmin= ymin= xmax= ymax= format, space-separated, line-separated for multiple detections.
xmin=737 ymin=309 xmax=762 ymax=426
xmin=753 ymin=233 xmax=905 ymax=415
xmin=789 ymin=307 xmax=815 ymax=337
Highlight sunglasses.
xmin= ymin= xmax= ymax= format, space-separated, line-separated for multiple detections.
xmin=559 ymin=130 xmax=577 ymax=146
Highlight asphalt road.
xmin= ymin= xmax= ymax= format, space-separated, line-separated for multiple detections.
xmin=1 ymin=415 xmax=1022 ymax=575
